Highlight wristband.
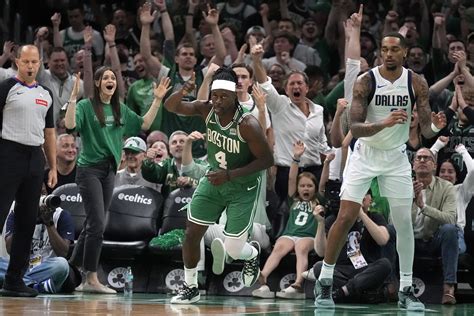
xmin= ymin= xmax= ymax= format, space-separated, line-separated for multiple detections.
xmin=292 ymin=158 xmax=300 ymax=163
xmin=160 ymin=9 xmax=167 ymax=14
xmin=431 ymin=123 xmax=441 ymax=133
xmin=109 ymin=43 xmax=116 ymax=48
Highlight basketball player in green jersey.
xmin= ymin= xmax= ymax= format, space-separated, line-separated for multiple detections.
xmin=165 ymin=67 xmax=274 ymax=304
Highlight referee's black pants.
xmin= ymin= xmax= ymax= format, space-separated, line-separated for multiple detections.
xmin=0 ymin=139 xmax=45 ymax=285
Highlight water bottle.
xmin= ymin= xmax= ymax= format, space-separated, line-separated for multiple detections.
xmin=124 ymin=266 xmax=133 ymax=297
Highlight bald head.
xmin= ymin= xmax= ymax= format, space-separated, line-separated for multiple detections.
xmin=15 ymin=45 xmax=41 ymax=84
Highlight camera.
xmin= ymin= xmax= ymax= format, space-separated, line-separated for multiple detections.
xmin=39 ymin=195 xmax=61 ymax=209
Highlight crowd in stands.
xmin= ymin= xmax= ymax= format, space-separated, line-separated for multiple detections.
xmin=1 ymin=0 xmax=474 ymax=304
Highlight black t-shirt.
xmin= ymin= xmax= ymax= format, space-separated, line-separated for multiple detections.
xmin=43 ymin=166 xmax=77 ymax=194
xmin=325 ymin=212 xmax=387 ymax=265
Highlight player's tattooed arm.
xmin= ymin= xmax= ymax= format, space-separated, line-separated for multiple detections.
xmin=413 ymin=72 xmax=436 ymax=138
xmin=350 ymin=74 xmax=386 ymax=138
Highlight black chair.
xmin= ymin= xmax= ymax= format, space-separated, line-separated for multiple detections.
xmin=148 ymin=187 xmax=194 ymax=254
xmin=146 ymin=187 xmax=196 ymax=293
xmin=52 ymin=183 xmax=85 ymax=258
xmin=102 ymin=185 xmax=163 ymax=257
xmin=52 ymin=183 xmax=85 ymax=240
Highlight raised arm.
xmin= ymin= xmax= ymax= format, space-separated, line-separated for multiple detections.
xmin=142 ymin=77 xmax=171 ymax=130
xmin=51 ymin=13 xmax=62 ymax=47
xmin=65 ymin=73 xmax=81 ymax=130
xmin=432 ymin=13 xmax=447 ymax=53
xmin=82 ymin=26 xmax=94 ymax=98
xmin=259 ymin=3 xmax=272 ymax=41
xmin=346 ymin=5 xmax=362 ymax=61
xmin=34 ymin=27 xmax=49 ymax=61
xmin=279 ymin=0 xmax=289 ymax=19
xmin=139 ymin=2 xmax=163 ymax=76
xmin=330 ymin=98 xmax=349 ymax=148
xmin=203 ymin=6 xmax=226 ymax=66
xmin=455 ymin=50 xmax=474 ymax=88
xmin=250 ymin=37 xmax=267 ymax=84
xmin=197 ymin=63 xmax=219 ymax=100
xmin=251 ymin=83 xmax=268 ymax=132
xmin=319 ymin=152 xmax=335 ymax=194
xmin=0 ymin=41 xmax=14 ymax=68
xmin=324 ymin=0 xmax=343 ymax=49
xmin=164 ymin=73 xmax=211 ymax=117
xmin=456 ymin=144 xmax=474 ymax=174
xmin=155 ymin=0 xmax=174 ymax=41
xmin=313 ymin=205 xmax=327 ymax=257
xmin=455 ymin=82 xmax=474 ymax=124
xmin=103 ymin=24 xmax=125 ymax=101
xmin=183 ymin=0 xmax=199 ymax=52
xmin=288 ymin=141 xmax=305 ymax=197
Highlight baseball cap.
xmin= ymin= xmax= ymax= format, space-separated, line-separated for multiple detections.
xmin=246 ymin=26 xmax=266 ymax=37
xmin=123 ymin=137 xmax=146 ymax=153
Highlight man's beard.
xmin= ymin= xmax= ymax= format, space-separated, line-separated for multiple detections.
xmin=386 ymin=64 xmax=397 ymax=71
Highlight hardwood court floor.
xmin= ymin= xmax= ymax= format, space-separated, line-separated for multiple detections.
xmin=0 ymin=293 xmax=472 ymax=315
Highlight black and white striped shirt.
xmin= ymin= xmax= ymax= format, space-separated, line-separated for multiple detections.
xmin=0 ymin=78 xmax=54 ymax=146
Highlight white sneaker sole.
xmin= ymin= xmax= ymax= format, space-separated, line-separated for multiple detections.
xmin=211 ymin=238 xmax=226 ymax=275
xmin=170 ymin=293 xmax=201 ymax=304
xmin=252 ymin=290 xmax=275 ymax=298
xmin=276 ymin=291 xmax=305 ymax=299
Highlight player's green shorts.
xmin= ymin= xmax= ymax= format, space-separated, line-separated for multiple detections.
xmin=188 ymin=175 xmax=262 ymax=238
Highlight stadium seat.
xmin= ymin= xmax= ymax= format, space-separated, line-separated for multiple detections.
xmin=147 ymin=187 xmax=195 ymax=293
xmin=98 ymin=185 xmax=163 ymax=293
xmin=52 ymin=183 xmax=85 ymax=240
xmin=102 ymin=184 xmax=163 ymax=257
xmin=52 ymin=183 xmax=85 ymax=258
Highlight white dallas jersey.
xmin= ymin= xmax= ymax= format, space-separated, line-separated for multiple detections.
xmin=360 ymin=66 xmax=415 ymax=150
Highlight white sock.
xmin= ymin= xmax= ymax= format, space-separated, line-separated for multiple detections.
xmin=399 ymin=271 xmax=413 ymax=291
xmin=387 ymin=197 xmax=415 ymax=292
xmin=184 ymin=266 xmax=198 ymax=287
xmin=238 ymin=243 xmax=257 ymax=260
xmin=318 ymin=260 xmax=335 ymax=281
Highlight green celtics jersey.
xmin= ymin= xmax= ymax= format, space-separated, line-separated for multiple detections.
xmin=205 ymin=107 xmax=259 ymax=184
xmin=282 ymin=197 xmax=318 ymax=238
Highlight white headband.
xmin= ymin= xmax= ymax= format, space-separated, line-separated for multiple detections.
xmin=211 ymin=80 xmax=236 ymax=92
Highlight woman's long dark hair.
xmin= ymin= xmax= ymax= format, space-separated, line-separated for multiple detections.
xmin=91 ymin=66 xmax=121 ymax=127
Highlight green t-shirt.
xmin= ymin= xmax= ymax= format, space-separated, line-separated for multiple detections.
xmin=75 ymin=98 xmax=143 ymax=169
xmin=142 ymin=157 xmax=202 ymax=198
xmin=126 ymin=78 xmax=161 ymax=131
xmin=324 ymin=81 xmax=344 ymax=117
xmin=282 ymin=197 xmax=318 ymax=238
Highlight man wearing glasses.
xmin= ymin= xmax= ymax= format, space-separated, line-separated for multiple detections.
xmin=412 ymin=148 xmax=457 ymax=304
xmin=0 ymin=45 xmax=57 ymax=297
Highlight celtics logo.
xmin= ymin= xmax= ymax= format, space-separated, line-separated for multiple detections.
xmin=165 ymin=269 xmax=185 ymax=291
xmin=223 ymin=271 xmax=244 ymax=292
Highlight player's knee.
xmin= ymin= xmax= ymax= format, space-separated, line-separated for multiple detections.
xmin=335 ymin=209 xmax=358 ymax=228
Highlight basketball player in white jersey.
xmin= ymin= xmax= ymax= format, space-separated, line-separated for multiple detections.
xmin=314 ymin=33 xmax=445 ymax=311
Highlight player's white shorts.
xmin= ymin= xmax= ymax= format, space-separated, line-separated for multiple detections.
xmin=340 ymin=139 xmax=413 ymax=203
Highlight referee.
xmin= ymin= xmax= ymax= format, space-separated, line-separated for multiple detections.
xmin=0 ymin=45 xmax=57 ymax=297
